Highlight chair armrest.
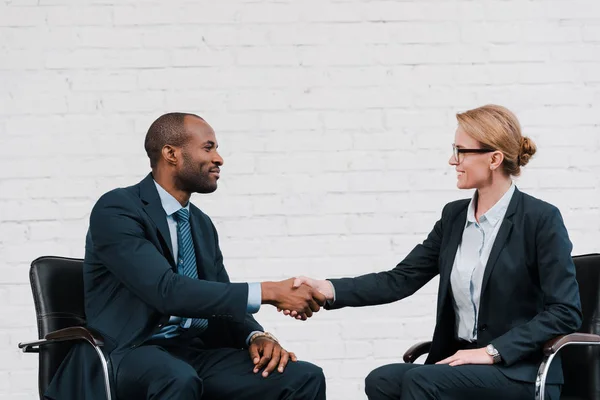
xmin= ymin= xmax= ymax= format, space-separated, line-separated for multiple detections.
xmin=45 ymin=326 xmax=104 ymax=346
xmin=18 ymin=326 xmax=104 ymax=353
xmin=403 ymin=341 xmax=432 ymax=363
xmin=543 ymin=333 xmax=600 ymax=356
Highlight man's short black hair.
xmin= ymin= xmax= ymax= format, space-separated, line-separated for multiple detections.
xmin=144 ymin=112 xmax=204 ymax=168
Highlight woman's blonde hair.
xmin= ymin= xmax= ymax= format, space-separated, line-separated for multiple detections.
xmin=456 ymin=104 xmax=536 ymax=176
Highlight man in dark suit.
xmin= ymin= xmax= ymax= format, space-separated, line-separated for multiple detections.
xmin=45 ymin=112 xmax=327 ymax=400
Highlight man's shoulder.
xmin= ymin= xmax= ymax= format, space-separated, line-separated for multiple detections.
xmin=93 ymin=182 xmax=142 ymax=211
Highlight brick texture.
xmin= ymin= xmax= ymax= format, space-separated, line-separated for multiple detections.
xmin=1 ymin=1 xmax=599 ymax=398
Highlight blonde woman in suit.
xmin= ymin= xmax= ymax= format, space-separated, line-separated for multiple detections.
xmin=291 ymin=105 xmax=582 ymax=400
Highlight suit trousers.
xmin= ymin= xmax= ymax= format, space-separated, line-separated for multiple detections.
xmin=115 ymin=342 xmax=325 ymax=400
xmin=364 ymin=363 xmax=560 ymax=400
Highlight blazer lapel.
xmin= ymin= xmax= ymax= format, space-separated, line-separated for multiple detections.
xmin=437 ymin=205 xmax=468 ymax=318
xmin=480 ymin=188 xmax=521 ymax=295
xmin=139 ymin=174 xmax=176 ymax=268
xmin=189 ymin=207 xmax=213 ymax=281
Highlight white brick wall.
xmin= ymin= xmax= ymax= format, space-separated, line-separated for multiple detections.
xmin=1 ymin=0 xmax=599 ymax=398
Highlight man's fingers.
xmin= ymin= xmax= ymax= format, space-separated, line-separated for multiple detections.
xmin=277 ymin=350 xmax=290 ymax=373
xmin=263 ymin=345 xmax=282 ymax=377
xmin=293 ymin=277 xmax=303 ymax=288
xmin=254 ymin=342 xmax=274 ymax=373
xmin=248 ymin=344 xmax=260 ymax=365
xmin=289 ymin=352 xmax=298 ymax=362
xmin=303 ymin=306 xmax=313 ymax=318
xmin=308 ymin=297 xmax=321 ymax=313
xmin=312 ymin=289 xmax=327 ymax=306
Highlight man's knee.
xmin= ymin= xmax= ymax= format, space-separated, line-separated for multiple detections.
xmin=285 ymin=361 xmax=325 ymax=399
xmin=297 ymin=361 xmax=325 ymax=387
xmin=154 ymin=368 xmax=203 ymax=399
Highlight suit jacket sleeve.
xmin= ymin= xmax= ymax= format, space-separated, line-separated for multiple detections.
xmin=89 ymin=190 xmax=249 ymax=323
xmin=211 ymin=222 xmax=264 ymax=348
xmin=491 ymin=206 xmax=583 ymax=366
xmin=326 ymin=204 xmax=447 ymax=309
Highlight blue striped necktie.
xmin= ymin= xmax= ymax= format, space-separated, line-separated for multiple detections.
xmin=173 ymin=208 xmax=208 ymax=332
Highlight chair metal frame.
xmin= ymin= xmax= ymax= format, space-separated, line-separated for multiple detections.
xmin=402 ymin=253 xmax=600 ymax=400
xmin=18 ymin=255 xmax=113 ymax=400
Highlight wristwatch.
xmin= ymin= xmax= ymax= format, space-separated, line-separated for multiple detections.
xmin=249 ymin=331 xmax=279 ymax=344
xmin=486 ymin=344 xmax=502 ymax=364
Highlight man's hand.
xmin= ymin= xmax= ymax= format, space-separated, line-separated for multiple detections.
xmin=261 ymin=278 xmax=326 ymax=319
xmin=249 ymin=336 xmax=297 ymax=378
xmin=435 ymin=348 xmax=494 ymax=366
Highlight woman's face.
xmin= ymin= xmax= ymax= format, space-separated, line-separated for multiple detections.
xmin=449 ymin=127 xmax=494 ymax=190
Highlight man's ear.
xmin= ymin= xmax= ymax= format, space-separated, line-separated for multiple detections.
xmin=161 ymin=145 xmax=178 ymax=166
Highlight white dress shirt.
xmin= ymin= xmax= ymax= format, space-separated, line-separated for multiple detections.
xmin=151 ymin=181 xmax=261 ymax=342
xmin=450 ymin=183 xmax=516 ymax=341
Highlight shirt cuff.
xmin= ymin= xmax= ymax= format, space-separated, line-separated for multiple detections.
xmin=246 ymin=330 xmax=263 ymax=346
xmin=247 ymin=282 xmax=262 ymax=314
xmin=326 ymin=280 xmax=336 ymax=306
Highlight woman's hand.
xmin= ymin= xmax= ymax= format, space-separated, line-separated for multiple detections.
xmin=435 ymin=348 xmax=494 ymax=366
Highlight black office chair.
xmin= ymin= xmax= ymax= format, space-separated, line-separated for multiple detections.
xmin=402 ymin=253 xmax=600 ymax=400
xmin=18 ymin=256 xmax=112 ymax=400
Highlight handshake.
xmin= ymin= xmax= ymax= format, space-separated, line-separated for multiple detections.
xmin=260 ymin=277 xmax=334 ymax=320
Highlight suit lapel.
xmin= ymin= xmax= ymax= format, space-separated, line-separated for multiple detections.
xmin=139 ymin=174 xmax=176 ymax=268
xmin=437 ymin=205 xmax=468 ymax=319
xmin=480 ymin=188 xmax=521 ymax=295
xmin=189 ymin=206 xmax=212 ymax=281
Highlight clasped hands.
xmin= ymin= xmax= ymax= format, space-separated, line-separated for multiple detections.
xmin=263 ymin=276 xmax=333 ymax=321
xmin=265 ymin=277 xmax=495 ymax=367
xmin=249 ymin=277 xmax=331 ymax=378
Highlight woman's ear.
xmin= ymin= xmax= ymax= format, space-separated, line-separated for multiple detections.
xmin=490 ymin=151 xmax=504 ymax=171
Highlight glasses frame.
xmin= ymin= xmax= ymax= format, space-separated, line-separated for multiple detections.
xmin=452 ymin=144 xmax=495 ymax=163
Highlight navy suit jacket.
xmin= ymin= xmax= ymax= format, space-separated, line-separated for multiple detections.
xmin=328 ymin=188 xmax=582 ymax=384
xmin=45 ymin=174 xmax=263 ymax=400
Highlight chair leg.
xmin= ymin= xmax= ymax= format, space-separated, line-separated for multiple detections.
xmin=90 ymin=344 xmax=113 ymax=400
xmin=534 ymin=353 xmax=557 ymax=400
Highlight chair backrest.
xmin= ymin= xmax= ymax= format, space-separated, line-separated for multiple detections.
xmin=561 ymin=253 xmax=600 ymax=400
xmin=29 ymin=256 xmax=86 ymax=399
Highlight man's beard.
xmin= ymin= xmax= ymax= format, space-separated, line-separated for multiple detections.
xmin=175 ymin=152 xmax=218 ymax=194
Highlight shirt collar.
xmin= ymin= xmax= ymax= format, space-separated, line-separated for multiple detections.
xmin=466 ymin=183 xmax=516 ymax=227
xmin=153 ymin=180 xmax=189 ymax=216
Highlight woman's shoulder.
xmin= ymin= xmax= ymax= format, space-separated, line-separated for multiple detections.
xmin=440 ymin=198 xmax=471 ymax=219
xmin=517 ymin=189 xmax=562 ymax=217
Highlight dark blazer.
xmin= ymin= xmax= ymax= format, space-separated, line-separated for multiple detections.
xmin=44 ymin=173 xmax=263 ymax=400
xmin=328 ymin=187 xmax=582 ymax=384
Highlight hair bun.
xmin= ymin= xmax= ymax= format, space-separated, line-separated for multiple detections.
xmin=518 ymin=136 xmax=537 ymax=167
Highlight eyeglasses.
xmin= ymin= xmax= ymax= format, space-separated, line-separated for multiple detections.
xmin=452 ymin=144 xmax=495 ymax=163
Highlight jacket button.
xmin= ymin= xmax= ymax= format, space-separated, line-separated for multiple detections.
xmin=479 ymin=324 xmax=487 ymax=332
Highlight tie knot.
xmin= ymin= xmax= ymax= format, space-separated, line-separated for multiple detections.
xmin=173 ymin=208 xmax=190 ymax=223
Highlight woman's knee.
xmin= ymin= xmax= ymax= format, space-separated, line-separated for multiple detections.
xmin=365 ymin=364 xmax=413 ymax=400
